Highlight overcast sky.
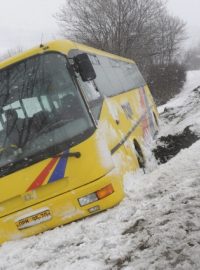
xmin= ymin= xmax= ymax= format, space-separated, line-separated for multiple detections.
xmin=167 ymin=0 xmax=200 ymax=47
xmin=0 ymin=0 xmax=200 ymax=55
xmin=0 ymin=0 xmax=65 ymax=54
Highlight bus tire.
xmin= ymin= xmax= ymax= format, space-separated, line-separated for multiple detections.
xmin=153 ymin=112 xmax=159 ymax=127
xmin=134 ymin=140 xmax=145 ymax=172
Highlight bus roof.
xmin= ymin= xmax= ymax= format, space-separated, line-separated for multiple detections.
xmin=0 ymin=39 xmax=134 ymax=70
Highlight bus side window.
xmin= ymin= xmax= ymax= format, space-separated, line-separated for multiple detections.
xmin=77 ymin=76 xmax=103 ymax=120
xmin=81 ymin=81 xmax=100 ymax=102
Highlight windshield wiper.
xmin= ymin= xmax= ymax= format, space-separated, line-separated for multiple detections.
xmin=54 ymin=151 xmax=81 ymax=158
xmin=0 ymin=150 xmax=82 ymax=177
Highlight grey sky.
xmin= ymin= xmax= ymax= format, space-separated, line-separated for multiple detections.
xmin=0 ymin=0 xmax=200 ymax=55
xmin=167 ymin=0 xmax=200 ymax=47
xmin=0 ymin=0 xmax=65 ymax=54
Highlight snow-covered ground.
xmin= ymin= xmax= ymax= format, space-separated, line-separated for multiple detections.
xmin=0 ymin=71 xmax=200 ymax=270
xmin=158 ymin=70 xmax=200 ymax=137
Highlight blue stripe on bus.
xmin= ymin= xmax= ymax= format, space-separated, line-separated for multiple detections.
xmin=48 ymin=152 xmax=68 ymax=183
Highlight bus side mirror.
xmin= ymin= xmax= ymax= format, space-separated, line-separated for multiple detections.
xmin=73 ymin=53 xmax=96 ymax=82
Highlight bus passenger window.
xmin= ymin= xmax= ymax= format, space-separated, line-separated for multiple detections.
xmin=77 ymin=78 xmax=103 ymax=120
xmin=80 ymin=81 xmax=100 ymax=102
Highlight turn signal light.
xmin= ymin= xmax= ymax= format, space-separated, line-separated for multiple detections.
xmin=96 ymin=184 xmax=114 ymax=199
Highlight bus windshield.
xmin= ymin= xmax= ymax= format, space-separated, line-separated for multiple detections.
xmin=0 ymin=53 xmax=93 ymax=175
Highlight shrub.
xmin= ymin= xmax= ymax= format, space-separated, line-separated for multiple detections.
xmin=147 ymin=62 xmax=186 ymax=105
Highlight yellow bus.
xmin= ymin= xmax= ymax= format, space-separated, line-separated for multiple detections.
xmin=0 ymin=40 xmax=158 ymax=243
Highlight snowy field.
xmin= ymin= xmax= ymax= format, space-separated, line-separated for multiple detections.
xmin=0 ymin=71 xmax=200 ymax=270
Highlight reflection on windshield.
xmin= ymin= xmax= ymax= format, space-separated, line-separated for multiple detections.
xmin=0 ymin=53 xmax=93 ymax=175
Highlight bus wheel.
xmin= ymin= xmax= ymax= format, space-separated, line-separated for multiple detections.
xmin=153 ymin=112 xmax=159 ymax=127
xmin=134 ymin=140 xmax=145 ymax=171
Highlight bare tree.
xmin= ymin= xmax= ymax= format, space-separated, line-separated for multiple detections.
xmin=55 ymin=0 xmax=186 ymax=70
xmin=153 ymin=15 xmax=186 ymax=65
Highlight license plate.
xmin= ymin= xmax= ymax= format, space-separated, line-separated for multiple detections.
xmin=15 ymin=208 xmax=52 ymax=230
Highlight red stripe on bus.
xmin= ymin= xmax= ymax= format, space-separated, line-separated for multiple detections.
xmin=27 ymin=157 xmax=59 ymax=191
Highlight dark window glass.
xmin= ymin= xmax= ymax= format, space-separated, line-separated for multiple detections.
xmin=0 ymin=53 xmax=93 ymax=173
xmin=90 ymin=54 xmax=146 ymax=97
xmin=128 ymin=63 xmax=146 ymax=90
xmin=77 ymin=77 xmax=103 ymax=120
xmin=89 ymin=55 xmax=114 ymax=97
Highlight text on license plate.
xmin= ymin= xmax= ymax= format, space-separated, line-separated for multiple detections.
xmin=15 ymin=208 xmax=52 ymax=230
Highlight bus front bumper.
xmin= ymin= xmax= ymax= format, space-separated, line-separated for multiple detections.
xmin=0 ymin=171 xmax=124 ymax=244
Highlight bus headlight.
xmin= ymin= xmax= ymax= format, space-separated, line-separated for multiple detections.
xmin=78 ymin=193 xmax=98 ymax=206
xmin=78 ymin=184 xmax=114 ymax=206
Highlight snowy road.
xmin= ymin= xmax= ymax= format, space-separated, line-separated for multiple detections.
xmin=0 ymin=71 xmax=200 ymax=270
